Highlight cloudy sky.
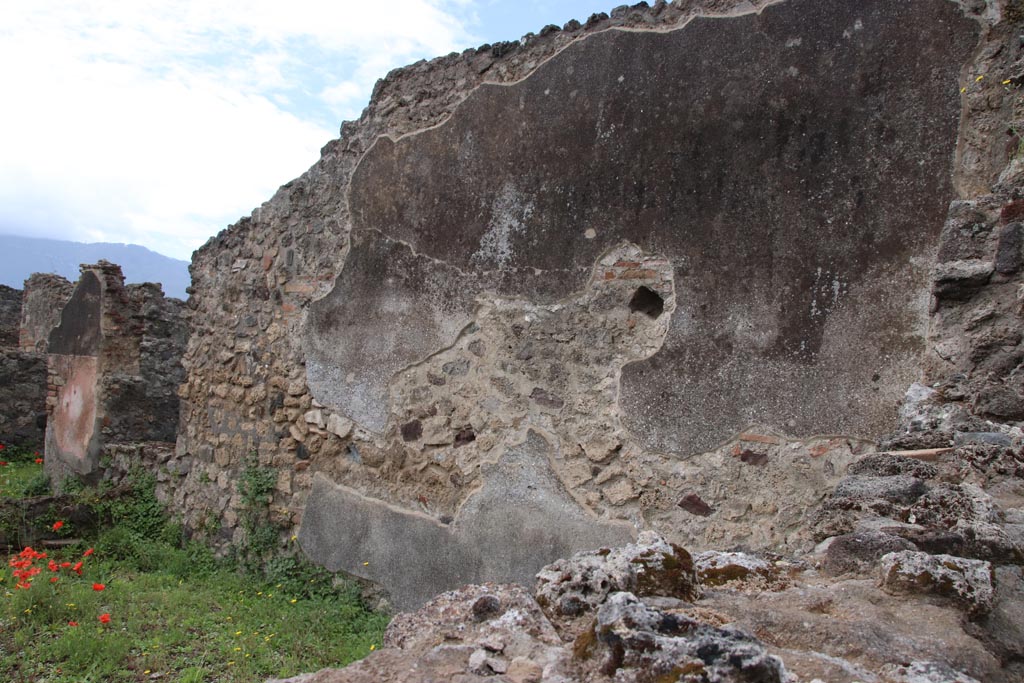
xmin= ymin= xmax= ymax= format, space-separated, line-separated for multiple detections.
xmin=0 ymin=0 xmax=615 ymax=262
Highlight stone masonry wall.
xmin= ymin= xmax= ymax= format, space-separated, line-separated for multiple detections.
xmin=45 ymin=262 xmax=187 ymax=484
xmin=0 ymin=285 xmax=47 ymax=447
xmin=174 ymin=0 xmax=1022 ymax=609
xmin=0 ymin=285 xmax=21 ymax=350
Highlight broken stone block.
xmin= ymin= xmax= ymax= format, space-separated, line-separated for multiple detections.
xmin=931 ymin=259 xmax=994 ymax=300
xmin=831 ymin=474 xmax=929 ymax=506
xmin=535 ymin=531 xmax=699 ymax=619
xmin=587 ymin=591 xmax=788 ymax=682
xmin=821 ymin=531 xmax=917 ymax=576
xmin=879 ymin=551 xmax=994 ymax=614
xmin=326 ymin=413 xmax=353 ymax=439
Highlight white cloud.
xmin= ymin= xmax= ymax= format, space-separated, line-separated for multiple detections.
xmin=0 ymin=0 xmax=476 ymax=260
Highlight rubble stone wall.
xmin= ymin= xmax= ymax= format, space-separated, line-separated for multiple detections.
xmin=0 ymin=285 xmax=21 ymax=350
xmin=173 ymin=0 xmax=1021 ymax=609
xmin=0 ymin=285 xmax=46 ymax=447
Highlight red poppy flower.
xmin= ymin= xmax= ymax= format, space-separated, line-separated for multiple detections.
xmin=34 ymin=458 xmax=43 ymax=464
xmin=51 ymin=521 xmax=63 ymax=531
xmin=49 ymin=577 xmax=58 ymax=583
xmin=68 ymin=621 xmax=78 ymax=627
xmin=98 ymin=613 xmax=110 ymax=624
xmin=0 ymin=461 xmax=8 ymax=467
xmin=92 ymin=583 xmax=105 ymax=592
xmin=47 ymin=560 xmax=58 ymax=572
xmin=60 ymin=562 xmax=71 ymax=568
xmin=72 ymin=562 xmax=83 ymax=575
xmin=83 ymin=548 xmax=94 ymax=557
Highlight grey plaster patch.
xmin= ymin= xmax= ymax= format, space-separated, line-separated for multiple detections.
xmin=299 ymin=430 xmax=634 ymax=610
xmin=47 ymin=271 xmax=101 ymax=357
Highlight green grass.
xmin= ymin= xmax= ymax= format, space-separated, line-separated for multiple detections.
xmin=0 ymin=461 xmax=47 ymax=500
xmin=0 ymin=539 xmax=389 ymax=683
xmin=0 ymin=463 xmax=389 ymax=682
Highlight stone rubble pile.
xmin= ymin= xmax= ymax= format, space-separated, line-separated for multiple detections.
xmin=267 ymin=423 xmax=1024 ymax=682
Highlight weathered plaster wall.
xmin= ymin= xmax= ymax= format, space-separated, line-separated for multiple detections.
xmin=45 ymin=263 xmax=187 ymax=483
xmin=19 ymin=274 xmax=74 ymax=353
xmin=175 ymin=0 xmax=1019 ymax=609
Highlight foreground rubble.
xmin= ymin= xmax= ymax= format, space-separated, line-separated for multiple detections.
xmin=269 ymin=425 xmax=1024 ymax=683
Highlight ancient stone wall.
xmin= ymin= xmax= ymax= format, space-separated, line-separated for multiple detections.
xmin=19 ymin=273 xmax=73 ymax=353
xmin=45 ymin=262 xmax=187 ymax=484
xmin=0 ymin=285 xmax=21 ymax=350
xmin=0 ymin=284 xmax=47 ymax=447
xmin=174 ymin=0 xmax=1021 ymax=609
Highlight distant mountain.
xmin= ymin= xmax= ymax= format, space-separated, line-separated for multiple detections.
xmin=0 ymin=235 xmax=191 ymax=300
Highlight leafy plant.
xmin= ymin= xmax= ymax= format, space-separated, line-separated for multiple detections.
xmin=235 ymin=458 xmax=280 ymax=570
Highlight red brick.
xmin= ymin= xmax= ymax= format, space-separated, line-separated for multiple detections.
xmin=619 ymin=269 xmax=658 ymax=280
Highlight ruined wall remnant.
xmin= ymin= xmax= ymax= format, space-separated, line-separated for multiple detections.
xmin=45 ymin=262 xmax=187 ymax=483
xmin=0 ymin=284 xmax=48 ymax=447
xmin=19 ymin=273 xmax=74 ymax=353
xmin=0 ymin=285 xmax=21 ymax=350
xmin=173 ymin=0 xmax=1015 ymax=608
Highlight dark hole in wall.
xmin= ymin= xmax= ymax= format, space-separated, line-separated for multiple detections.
xmin=629 ymin=286 xmax=664 ymax=319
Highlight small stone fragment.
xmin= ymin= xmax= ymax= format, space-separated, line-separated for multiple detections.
xmin=695 ymin=551 xmax=775 ymax=586
xmin=529 ymin=387 xmax=564 ymax=409
xmin=879 ymin=551 xmax=994 ymax=614
xmin=326 ymin=413 xmax=353 ymax=439
xmin=471 ymin=594 xmax=503 ymax=621
xmin=678 ymin=493 xmax=714 ymax=517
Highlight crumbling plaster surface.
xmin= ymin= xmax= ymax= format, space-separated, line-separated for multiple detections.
xmin=176 ymin=0 xmax=1014 ymax=607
